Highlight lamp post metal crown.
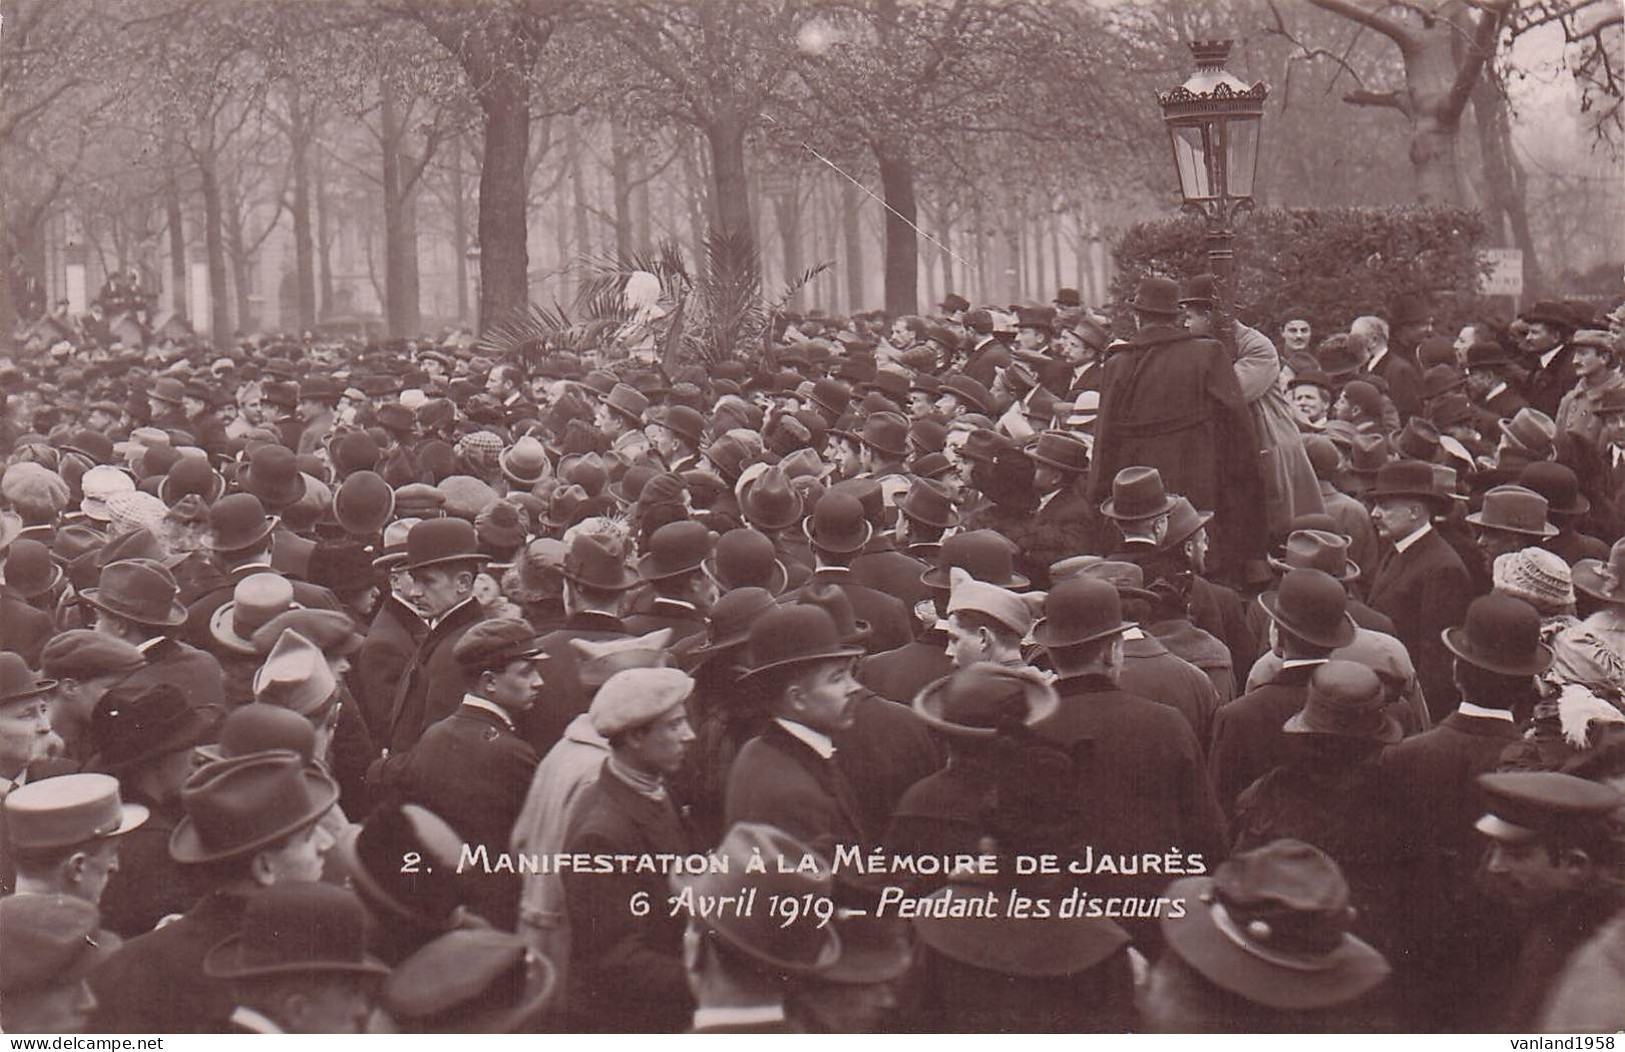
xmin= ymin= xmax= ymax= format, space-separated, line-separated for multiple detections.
xmin=1157 ymin=40 xmax=1268 ymax=223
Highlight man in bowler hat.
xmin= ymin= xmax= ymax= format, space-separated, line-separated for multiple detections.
xmin=84 ymin=558 xmax=225 ymax=711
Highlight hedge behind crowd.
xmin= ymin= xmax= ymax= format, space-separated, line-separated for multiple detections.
xmin=1111 ymin=206 xmax=1500 ymax=336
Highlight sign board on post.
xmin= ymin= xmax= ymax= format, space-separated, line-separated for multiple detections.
xmin=1480 ymin=248 xmax=1524 ymax=298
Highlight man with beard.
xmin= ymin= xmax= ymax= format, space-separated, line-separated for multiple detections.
xmin=395 ymin=618 xmax=543 ymax=931
xmin=1473 ymin=771 xmax=1623 ymax=1031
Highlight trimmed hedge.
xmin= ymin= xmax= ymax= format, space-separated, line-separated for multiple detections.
xmin=1111 ymin=206 xmax=1500 ymax=335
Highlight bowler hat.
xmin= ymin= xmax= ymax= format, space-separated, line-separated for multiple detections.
xmin=1027 ymin=430 xmax=1090 ymax=475
xmin=336 ymin=803 xmax=469 ymax=934
xmin=1573 ymin=538 xmax=1625 ymax=606
xmin=706 ymin=528 xmax=788 ymax=595
xmin=791 ymin=583 xmax=872 ymax=645
xmin=1521 ymin=300 xmax=1574 ymax=330
xmin=375 ymin=402 xmax=417 ymax=434
xmin=1316 ymin=336 xmax=1368 ymax=379
xmin=1032 ymin=578 xmax=1135 ymax=649
xmin=383 ymin=929 xmax=557 ymax=1034
xmin=688 ymin=587 xmax=779 ymax=658
xmin=1258 ymin=568 xmax=1356 ymax=650
xmin=1161 ymin=840 xmax=1389 ymax=1011
xmin=921 ymin=530 xmax=1028 ymax=590
xmin=81 ymin=558 xmax=188 ymax=627
xmin=808 ymin=378 xmax=854 ymax=423
xmin=937 ymin=375 xmax=994 ymax=415
xmin=4 ymin=539 xmax=62 ymax=600
xmin=1178 ymin=273 xmax=1216 ymax=307
xmin=1159 ymin=496 xmax=1214 ymax=552
xmin=3 ymin=773 xmax=148 ymax=852
xmin=1283 ymin=661 xmax=1401 ymax=744
xmin=238 ymin=444 xmax=305 ymax=508
xmin=913 ymin=662 xmax=1058 ymax=738
xmin=896 ymin=477 xmax=959 ymax=530
xmin=170 ymin=750 xmax=339 ymax=864
xmin=803 ymin=491 xmax=872 ymax=554
xmin=1465 ymin=485 xmax=1558 ymax=538
xmin=740 ymin=604 xmax=864 ymax=681
xmin=150 ymin=377 xmax=186 ymax=405
xmin=401 ymin=518 xmax=489 ymax=573
xmin=561 ymin=532 xmax=639 ymax=592
xmin=669 ymin=823 xmax=842 ymax=972
xmin=1518 ymin=461 xmax=1590 ymax=517
xmin=1100 ymin=465 xmax=1176 ymax=520
xmin=638 ymin=520 xmax=716 ymax=581
xmin=939 ymin=293 xmax=970 ymax=314
xmin=209 ymin=573 xmax=300 ymax=655
xmin=208 ymin=493 xmax=280 ymax=554
xmin=1393 ymin=418 xmax=1441 ymax=461
xmin=159 ymin=457 xmax=225 ymax=505
xmin=739 ymin=466 xmax=804 ymax=532
xmin=1441 ymin=593 xmax=1554 ymax=677
xmin=1429 ymin=392 xmax=1477 ymax=430
xmin=1128 ymin=275 xmax=1181 ymax=316
xmin=1268 ymin=529 xmax=1360 ymax=582
xmin=195 ymin=703 xmax=315 ymax=766
xmin=0 ymin=652 xmax=54 ymax=707
xmin=88 ymin=682 xmax=219 ymax=774
xmin=334 ymin=471 xmax=395 ymax=537
xmin=1465 ymin=341 xmax=1513 ymax=370
xmin=204 ymin=883 xmax=387 ymax=980
xmin=849 ymin=412 xmax=909 ymax=458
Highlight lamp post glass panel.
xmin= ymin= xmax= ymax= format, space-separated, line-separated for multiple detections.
xmin=1157 ymin=40 xmax=1267 ymax=351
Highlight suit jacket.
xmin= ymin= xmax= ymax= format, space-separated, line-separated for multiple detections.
xmin=850 ymin=540 xmax=933 ymax=608
xmin=525 ymin=611 xmax=631 ymax=756
xmin=1117 ymin=630 xmax=1221 ymax=747
xmin=398 ymin=702 xmax=538 ymax=929
xmin=1208 ymin=662 xmax=1322 ymax=818
xmin=832 ymin=693 xmax=943 ymax=841
xmin=97 ymin=794 xmax=200 ymax=939
xmin=1367 ymin=352 xmax=1423 ymax=420
xmin=623 ymin=597 xmax=710 ymax=646
xmin=357 ymin=594 xmax=427 ymax=740
xmin=383 ymin=597 xmax=485 ymax=754
xmin=562 ymin=762 xmax=695 ymax=1033
xmin=1525 ymin=344 xmax=1577 ymax=418
xmin=0 ymin=590 xmax=54 ymax=666
xmin=120 ymin=636 xmax=225 ymax=711
xmin=858 ymin=629 xmax=952 ymax=705
xmin=963 ymin=336 xmax=1013 ymax=389
xmin=182 ymin=562 xmax=342 ymax=652
xmin=1018 ymin=485 xmax=1104 ymax=590
xmin=1035 ymin=674 xmax=1228 ymax=878
xmin=1320 ymin=485 xmax=1381 ymax=582
xmin=725 ymin=722 xmax=868 ymax=858
xmin=1380 ymin=710 xmax=1522 ymax=868
xmin=790 ymin=568 xmax=913 ymax=654
xmin=90 ymin=886 xmax=251 ymax=1033
xmin=270 ymin=527 xmax=315 ymax=581
xmin=1364 ymin=527 xmax=1474 ymax=720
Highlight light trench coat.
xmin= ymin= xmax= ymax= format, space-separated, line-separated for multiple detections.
xmin=1234 ymin=322 xmax=1324 ymax=535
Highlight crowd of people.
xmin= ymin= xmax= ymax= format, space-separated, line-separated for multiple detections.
xmin=1 ymin=275 xmax=1624 ymax=1034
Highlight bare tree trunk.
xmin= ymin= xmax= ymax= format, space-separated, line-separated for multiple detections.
xmin=315 ymin=146 xmax=334 ymax=318
xmin=772 ymin=184 xmax=802 ymax=310
xmin=875 ymin=139 xmax=918 ymax=316
xmin=476 ymin=68 xmax=531 ymax=332
xmin=609 ymin=118 xmax=634 ymax=259
xmin=197 ymin=151 xmax=232 ymax=346
xmin=287 ymin=84 xmax=317 ymax=330
xmin=380 ymin=81 xmax=422 ymax=339
xmin=841 ymin=179 xmax=864 ymax=313
xmin=222 ymin=190 xmax=253 ymax=332
xmin=706 ymin=115 xmax=753 ymax=245
xmin=1472 ymin=76 xmax=1544 ymax=295
xmin=448 ymin=135 xmax=469 ymax=323
xmin=939 ymin=216 xmax=954 ymax=298
xmin=633 ymin=152 xmax=652 ymax=254
xmin=166 ymin=175 xmax=188 ymax=321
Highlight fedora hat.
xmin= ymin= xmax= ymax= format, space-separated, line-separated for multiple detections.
xmin=1048 ymin=557 xmax=1157 ymax=603
xmin=705 ymin=528 xmax=788 ymax=595
xmin=938 ymin=375 xmax=994 ymax=415
xmin=895 ymin=477 xmax=959 ymax=530
xmin=669 ymin=823 xmax=841 ymax=973
xmin=1128 ymin=275 xmax=1181 ymax=316
xmin=1441 ymin=593 xmax=1554 ymax=677
xmin=808 ymin=378 xmax=854 ymax=422
xmin=1420 ymin=364 xmax=1466 ymax=401
xmin=1100 ymin=466 xmax=1176 ymax=521
xmin=499 ymin=436 xmax=551 ymax=488
xmin=1032 ymin=578 xmax=1135 ymax=649
xmin=1464 ymin=340 xmax=1514 ymax=370
xmin=1498 ymin=407 xmax=1557 ymax=458
xmin=195 ymin=703 xmax=316 ymax=766
xmin=542 ymin=484 xmax=590 ymax=530
xmin=739 ymin=466 xmax=804 ymax=532
xmin=208 ymin=493 xmax=279 ymax=554
xmin=150 ymin=377 xmax=186 ymax=405
xmin=921 ymin=530 xmax=1028 ymax=590
xmin=335 ymin=803 xmax=469 ymax=935
xmin=851 ymin=412 xmax=908 ymax=458
xmin=1392 ymin=418 xmax=1441 ymax=461
xmin=687 ymin=587 xmax=779 ymax=659
xmin=333 ymin=471 xmax=395 ymax=537
xmin=3 ymin=773 xmax=148 ymax=852
xmin=791 ymin=582 xmax=872 ymax=646
xmin=1161 ymin=840 xmax=1389 ymax=1011
xmin=209 ymin=572 xmax=300 ymax=655
xmin=81 ymin=558 xmax=188 ymax=627
xmin=803 ymin=491 xmax=872 ymax=554
xmin=649 ymin=405 xmax=706 ymax=449
xmin=203 ymin=883 xmax=387 ymax=980
xmin=383 ymin=929 xmax=557 ymax=1034
xmin=1283 ymin=661 xmax=1401 ymax=744
xmin=959 ymin=427 xmax=1011 ymax=466
xmin=159 ymin=457 xmax=224 ymax=506
xmin=1258 ymin=568 xmax=1356 ymax=650
xmin=740 ymin=604 xmax=864 ymax=682
xmin=238 ymin=444 xmax=306 ymax=508
xmin=88 ymin=682 xmax=220 ymax=774
xmin=1366 ymin=458 xmax=1449 ymax=509
xmin=1027 ymin=430 xmax=1090 ymax=475
xmin=561 ymin=532 xmax=639 ymax=592
xmin=170 ymin=750 xmax=339 ymax=864
xmin=1518 ymin=461 xmax=1590 ymax=517
xmin=939 ymin=292 xmax=970 ymax=314
xmin=252 ymin=629 xmax=339 ymax=716
xmin=637 ymin=520 xmax=716 ymax=581
xmin=1268 ymin=530 xmax=1360 ymax=583
xmin=1159 ymin=495 xmax=1214 ymax=552
xmin=912 ymin=662 xmax=1058 ymax=738
xmin=401 ymin=518 xmax=489 ymax=573
xmin=1573 ymin=538 xmax=1625 ymax=606
xmin=1465 ymin=485 xmax=1558 ymax=538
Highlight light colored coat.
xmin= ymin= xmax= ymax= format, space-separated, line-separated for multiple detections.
xmin=1233 ymin=322 xmax=1324 ymax=534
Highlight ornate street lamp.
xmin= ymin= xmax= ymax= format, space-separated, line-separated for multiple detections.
xmin=1157 ymin=40 xmax=1267 ymax=351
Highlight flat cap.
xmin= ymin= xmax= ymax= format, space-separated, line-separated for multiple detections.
xmin=0 ymin=893 xmax=110 ymax=993
xmin=39 ymin=630 xmax=146 ymax=681
xmin=589 ymin=667 xmax=693 ymax=738
xmin=453 ymin=617 xmax=545 ymax=672
xmin=1475 ymin=772 xmax=1621 ymax=843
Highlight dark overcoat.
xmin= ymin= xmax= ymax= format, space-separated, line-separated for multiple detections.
xmin=1363 ymin=527 xmax=1474 ymax=721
